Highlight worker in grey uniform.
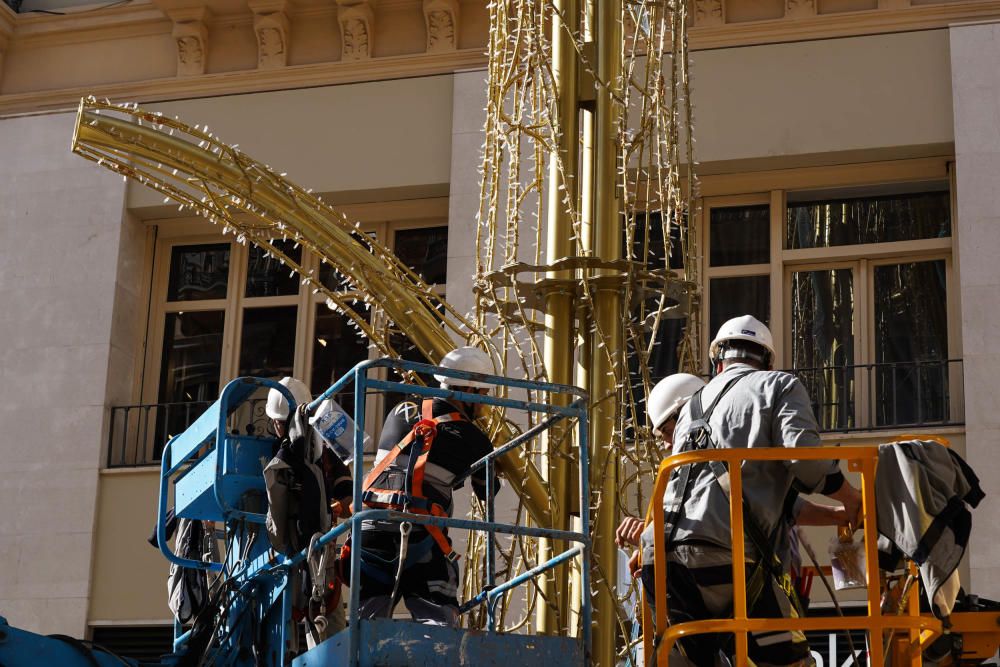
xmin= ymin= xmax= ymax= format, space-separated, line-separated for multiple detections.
xmin=616 ymin=372 xmax=707 ymax=572
xmin=640 ymin=315 xmax=862 ymax=667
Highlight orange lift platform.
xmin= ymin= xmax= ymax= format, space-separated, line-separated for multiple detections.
xmin=640 ymin=445 xmax=1000 ymax=666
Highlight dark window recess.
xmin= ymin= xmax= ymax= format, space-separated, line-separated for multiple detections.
xmin=710 ymin=205 xmax=770 ymax=266
xmin=709 ymin=275 xmax=770 ymax=341
xmin=312 ymin=303 xmax=372 ymax=414
xmin=90 ymin=625 xmax=173 ymax=664
xmin=625 ymin=315 xmax=687 ymax=442
xmin=874 ymin=260 xmax=949 ymax=426
xmin=319 ymin=231 xmax=375 ymax=292
xmin=394 ymin=226 xmax=448 ymax=285
xmin=167 ymin=244 xmax=230 ymax=301
xmin=245 ymin=239 xmax=302 ymax=297
xmin=239 ymin=306 xmax=297 ymax=379
xmin=234 ymin=306 xmax=298 ymax=436
xmin=158 ymin=312 xmax=225 ymax=403
xmin=626 ymin=212 xmax=685 ymax=271
xmin=790 ymin=268 xmax=855 ymax=431
xmin=786 ymin=191 xmax=950 ymax=250
xmin=383 ymin=324 xmax=442 ymax=419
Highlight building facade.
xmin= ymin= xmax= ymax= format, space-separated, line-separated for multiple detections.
xmin=0 ymin=0 xmax=998 ymax=656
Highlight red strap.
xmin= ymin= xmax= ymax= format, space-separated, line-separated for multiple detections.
xmin=360 ymin=429 xmax=414 ymax=492
xmin=357 ymin=398 xmax=468 ymax=562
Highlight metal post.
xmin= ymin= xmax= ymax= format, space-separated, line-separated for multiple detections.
xmin=538 ymin=0 xmax=580 ymax=636
xmin=861 ymin=454 xmax=885 ymax=666
xmin=729 ymin=462 xmax=749 ymax=665
xmin=486 ymin=458 xmax=497 ymax=632
xmin=589 ymin=0 xmax=623 ymax=663
xmin=578 ymin=410 xmax=592 ymax=663
xmin=348 ymin=367 xmax=367 ymax=667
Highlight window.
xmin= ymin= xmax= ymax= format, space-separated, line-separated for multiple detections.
xmin=115 ymin=216 xmax=448 ymax=467
xmin=623 ymin=212 xmax=692 ymax=440
xmin=789 ymin=267 xmax=855 ymax=430
xmin=701 ymin=178 xmax=958 ymax=433
xmin=705 ymin=198 xmax=772 ymax=351
xmin=786 ymin=190 xmax=950 ymax=249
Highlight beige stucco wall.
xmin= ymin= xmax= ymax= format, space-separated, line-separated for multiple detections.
xmin=125 ymin=75 xmax=455 ymax=215
xmin=0 ymin=111 xmax=128 ymax=637
xmin=950 ymin=18 xmax=1000 ymax=600
xmin=691 ymin=29 xmax=954 ymax=169
xmin=89 ymin=471 xmax=169 ymax=622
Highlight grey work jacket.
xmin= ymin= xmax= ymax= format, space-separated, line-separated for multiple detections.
xmin=641 ymin=364 xmax=842 ymax=565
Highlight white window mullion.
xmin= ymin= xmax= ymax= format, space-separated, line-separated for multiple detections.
xmin=769 ymin=190 xmax=785 ymax=366
xmin=221 ymin=241 xmax=248 ymax=384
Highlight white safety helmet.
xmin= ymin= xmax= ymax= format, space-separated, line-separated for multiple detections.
xmin=647 ymin=373 xmax=706 ymax=435
xmin=265 ymin=377 xmax=312 ymax=421
xmin=433 ymin=346 xmax=495 ymax=390
xmin=709 ymin=315 xmax=775 ymax=369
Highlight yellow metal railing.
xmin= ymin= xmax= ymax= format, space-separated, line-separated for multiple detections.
xmin=639 ymin=446 xmax=943 ymax=666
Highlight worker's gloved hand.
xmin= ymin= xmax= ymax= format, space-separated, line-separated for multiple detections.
xmin=615 ymin=516 xmax=644 ymax=548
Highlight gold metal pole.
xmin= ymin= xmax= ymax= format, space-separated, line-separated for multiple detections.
xmin=537 ymin=0 xmax=579 ymax=636
xmin=590 ymin=0 xmax=623 ymax=663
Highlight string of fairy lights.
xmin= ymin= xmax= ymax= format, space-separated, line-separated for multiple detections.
xmin=470 ymin=0 xmax=700 ymax=651
xmin=72 ymin=0 xmax=699 ymax=652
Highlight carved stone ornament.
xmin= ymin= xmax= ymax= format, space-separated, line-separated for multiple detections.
xmin=785 ymin=0 xmax=816 ymax=19
xmin=423 ymin=0 xmax=459 ymax=53
xmin=253 ymin=12 xmax=290 ymax=69
xmin=172 ymin=21 xmax=208 ymax=77
xmin=337 ymin=1 xmax=375 ymax=61
xmin=0 ymin=10 xmax=12 ymax=86
xmin=693 ymin=0 xmax=724 ymax=27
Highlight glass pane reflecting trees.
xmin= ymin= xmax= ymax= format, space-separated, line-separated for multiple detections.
xmin=874 ymin=260 xmax=949 ymax=425
xmin=787 ymin=191 xmax=950 ymax=249
xmin=790 ymin=268 xmax=855 ymax=430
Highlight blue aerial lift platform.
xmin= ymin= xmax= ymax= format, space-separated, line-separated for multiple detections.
xmin=0 ymin=358 xmax=591 ymax=666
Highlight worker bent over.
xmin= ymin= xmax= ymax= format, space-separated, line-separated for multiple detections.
xmin=354 ymin=347 xmax=500 ymax=626
xmin=640 ymin=316 xmax=862 ymax=667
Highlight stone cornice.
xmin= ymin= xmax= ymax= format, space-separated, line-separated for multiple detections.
xmin=0 ymin=4 xmax=16 ymax=41
xmin=2 ymin=0 xmax=1000 ymax=116
xmin=0 ymin=47 xmax=488 ymax=115
xmin=11 ymin=2 xmax=167 ymax=48
xmin=690 ymin=1 xmax=1000 ymax=49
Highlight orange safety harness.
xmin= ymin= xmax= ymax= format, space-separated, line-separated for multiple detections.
xmin=353 ymin=399 xmax=463 ymax=563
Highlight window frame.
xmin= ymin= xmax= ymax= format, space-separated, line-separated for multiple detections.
xmin=692 ymin=158 xmax=960 ymax=432
xmin=134 ymin=207 xmax=450 ymax=464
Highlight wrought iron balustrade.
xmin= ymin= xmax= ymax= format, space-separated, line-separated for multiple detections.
xmin=784 ymin=358 xmax=964 ymax=433
xmin=107 ymin=398 xmax=274 ymax=468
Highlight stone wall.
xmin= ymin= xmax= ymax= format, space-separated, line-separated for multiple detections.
xmin=950 ymin=19 xmax=1000 ymax=599
xmin=0 ymin=111 xmax=127 ymax=636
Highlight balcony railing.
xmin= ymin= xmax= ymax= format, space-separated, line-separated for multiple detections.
xmin=106 ymin=398 xmax=273 ymax=468
xmin=107 ymin=359 xmax=964 ymax=467
xmin=784 ymin=358 xmax=964 ymax=433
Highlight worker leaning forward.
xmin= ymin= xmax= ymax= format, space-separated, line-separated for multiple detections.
xmin=351 ymin=346 xmax=500 ymax=626
xmin=263 ymin=377 xmax=353 ymax=650
xmin=639 ymin=315 xmax=862 ymax=667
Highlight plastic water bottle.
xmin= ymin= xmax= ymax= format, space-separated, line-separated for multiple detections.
xmin=310 ymin=397 xmax=366 ymax=463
